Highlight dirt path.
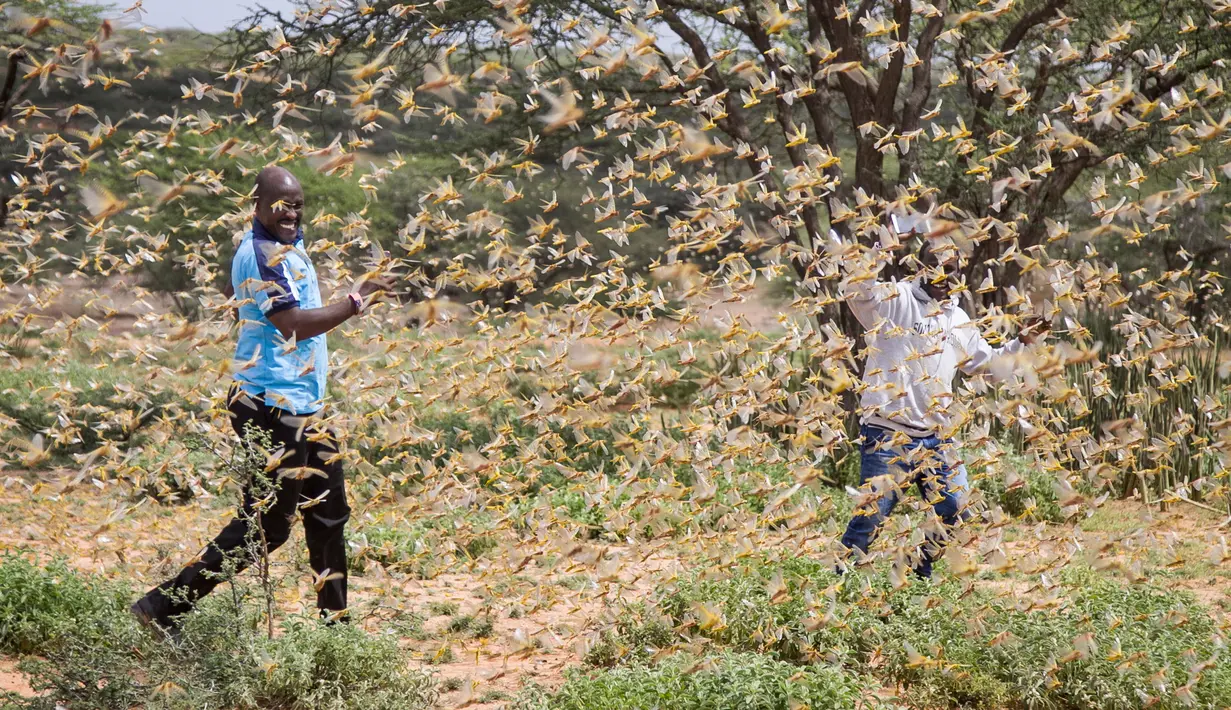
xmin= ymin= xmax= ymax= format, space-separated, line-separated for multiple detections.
xmin=0 ymin=658 xmax=34 ymax=698
xmin=376 ymin=572 xmax=589 ymax=708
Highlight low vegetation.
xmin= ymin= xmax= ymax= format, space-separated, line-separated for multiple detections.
xmin=0 ymin=555 xmax=437 ymax=710
xmin=632 ymin=559 xmax=1231 ymax=710
xmin=512 ymin=651 xmax=874 ymax=710
xmin=0 ymin=554 xmax=129 ymax=656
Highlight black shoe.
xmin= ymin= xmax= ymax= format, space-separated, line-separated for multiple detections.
xmin=131 ymin=596 xmax=180 ymax=642
xmin=321 ymin=608 xmax=350 ymax=626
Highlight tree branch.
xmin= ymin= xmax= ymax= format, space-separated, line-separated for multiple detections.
xmin=738 ymin=0 xmax=824 ymax=244
xmin=0 ymin=50 xmax=27 ymax=124
xmin=969 ymin=0 xmax=1070 ymax=139
xmin=853 ymin=0 xmax=881 ymax=24
xmin=872 ymin=0 xmax=911 ymax=124
xmin=810 ymin=0 xmax=881 ymax=195
xmin=897 ymin=0 xmax=948 ymax=179
xmin=659 ymin=5 xmax=821 ymax=262
xmin=802 ymin=0 xmax=841 ymax=178
xmin=658 ymin=0 xmax=753 ymax=31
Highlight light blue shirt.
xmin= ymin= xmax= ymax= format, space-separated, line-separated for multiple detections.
xmin=231 ymin=220 xmax=328 ymax=415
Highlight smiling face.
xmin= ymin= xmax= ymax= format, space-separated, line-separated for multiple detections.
xmin=254 ymin=171 xmax=304 ymax=243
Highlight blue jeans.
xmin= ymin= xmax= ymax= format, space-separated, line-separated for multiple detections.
xmin=839 ymin=424 xmax=965 ymax=578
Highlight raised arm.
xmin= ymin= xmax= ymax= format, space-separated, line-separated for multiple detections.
xmin=830 ymin=228 xmax=913 ymax=329
xmin=955 ymin=315 xmax=1049 ymax=376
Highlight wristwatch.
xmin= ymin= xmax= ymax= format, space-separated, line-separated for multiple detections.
xmin=347 ymin=292 xmax=363 ymax=315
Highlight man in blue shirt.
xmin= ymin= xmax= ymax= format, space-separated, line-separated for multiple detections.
xmin=131 ymin=166 xmax=390 ymax=634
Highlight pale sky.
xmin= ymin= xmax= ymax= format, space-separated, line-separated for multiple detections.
xmin=133 ymin=0 xmax=301 ymax=32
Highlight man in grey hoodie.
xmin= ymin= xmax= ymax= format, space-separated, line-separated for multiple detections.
xmin=835 ymin=235 xmax=1048 ymax=579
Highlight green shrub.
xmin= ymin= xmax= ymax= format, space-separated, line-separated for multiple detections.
xmin=241 ymin=620 xmax=438 ymax=710
xmin=0 ymin=361 xmax=199 ymax=468
xmin=542 ymin=651 xmax=871 ymax=710
xmin=974 ymin=455 xmax=1065 ymax=523
xmin=354 ymin=402 xmax=620 ymax=488
xmin=861 ymin=570 xmax=1231 ymax=710
xmin=552 ymin=490 xmax=607 ymax=535
xmin=655 ymin=559 xmax=1231 ymax=710
xmin=446 ymin=614 xmax=494 ymax=638
xmin=347 ymin=523 xmax=440 ymax=578
xmin=0 ymin=553 xmax=129 ymax=655
xmin=21 ymin=606 xmax=438 ymax=710
xmin=657 ymin=558 xmax=873 ymax=665
xmin=582 ymin=607 xmax=677 ymax=668
xmin=459 ymin=533 xmax=500 ymax=561
xmin=7 ymin=561 xmax=436 ymax=710
xmin=385 ymin=609 xmax=430 ymax=641
xmin=428 ymin=600 xmax=460 ymax=617
xmin=128 ymin=436 xmax=220 ymax=502
xmin=646 ymin=375 xmax=702 ymax=409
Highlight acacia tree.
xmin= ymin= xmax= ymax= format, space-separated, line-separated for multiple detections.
xmin=221 ymin=0 xmax=1231 ymax=329
xmin=635 ymin=0 xmax=1231 ymax=313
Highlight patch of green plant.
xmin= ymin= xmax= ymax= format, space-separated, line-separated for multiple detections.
xmin=129 ymin=436 xmax=222 ymax=503
xmin=538 ymin=651 xmax=872 ymax=710
xmin=9 ymin=561 xmax=436 ymax=710
xmin=1061 ymin=313 xmax=1227 ymax=500
xmin=386 ymin=609 xmax=431 ymax=641
xmin=0 ymin=361 xmax=200 ymax=468
xmin=486 ymin=574 xmax=533 ymax=597
xmin=446 ymin=614 xmax=494 ymax=638
xmin=347 ymin=523 xmax=440 ymax=578
xmin=656 ymin=558 xmax=1231 ymax=710
xmin=657 ymin=558 xmax=871 ymax=665
xmin=551 ymin=489 xmax=607 ymax=535
xmin=646 ymin=375 xmax=702 ymax=409
xmin=234 ymin=618 xmax=437 ymax=710
xmin=557 ymin=574 xmax=593 ymax=592
xmin=973 ymin=454 xmax=1065 ymax=522
xmin=582 ymin=605 xmax=677 ymax=668
xmin=428 ymin=600 xmax=461 ymax=617
xmin=458 ymin=533 xmax=500 ymax=561
xmin=503 ymin=682 xmax=551 ymax=710
xmin=427 ymin=645 xmax=456 ymax=665
xmin=0 ymin=553 xmax=130 ymax=655
xmin=505 ymin=373 xmax=542 ymax=401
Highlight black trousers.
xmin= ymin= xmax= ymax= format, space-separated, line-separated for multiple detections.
xmin=141 ymin=385 xmax=350 ymax=622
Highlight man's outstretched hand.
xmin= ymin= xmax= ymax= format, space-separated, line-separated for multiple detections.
xmin=356 ymin=276 xmax=396 ymax=307
xmin=1020 ymin=314 xmax=1051 ymax=345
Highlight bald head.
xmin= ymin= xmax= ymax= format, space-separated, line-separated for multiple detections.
xmin=254 ymin=166 xmax=304 ymax=242
xmin=255 ymin=165 xmax=299 ymax=198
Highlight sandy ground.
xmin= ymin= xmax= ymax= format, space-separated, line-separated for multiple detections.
xmin=0 ymin=658 xmax=34 ymax=698
xmin=2 ymin=468 xmax=1228 ymax=707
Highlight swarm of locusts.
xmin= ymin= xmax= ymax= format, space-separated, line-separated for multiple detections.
xmin=3 ymin=0 xmax=1231 ymax=705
